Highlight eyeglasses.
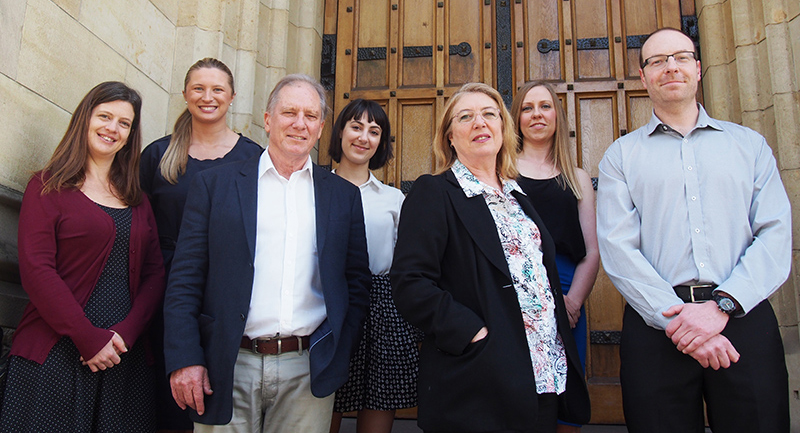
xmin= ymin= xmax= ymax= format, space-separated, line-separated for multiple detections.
xmin=452 ymin=108 xmax=501 ymax=124
xmin=641 ymin=51 xmax=696 ymax=69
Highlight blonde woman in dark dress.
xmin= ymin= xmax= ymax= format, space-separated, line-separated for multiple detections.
xmin=510 ymin=81 xmax=600 ymax=433
xmin=140 ymin=58 xmax=262 ymax=433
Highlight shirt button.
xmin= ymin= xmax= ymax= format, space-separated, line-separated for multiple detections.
xmin=692 ymin=196 xmax=697 ymax=201
xmin=687 ymin=166 xmax=693 ymax=170
xmin=699 ymin=263 xmax=705 ymax=268
xmin=695 ymin=228 xmax=700 ymax=233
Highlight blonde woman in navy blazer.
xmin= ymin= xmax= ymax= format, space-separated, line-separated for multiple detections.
xmin=391 ymin=83 xmax=590 ymax=433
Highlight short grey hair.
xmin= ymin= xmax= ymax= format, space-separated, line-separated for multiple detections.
xmin=266 ymin=74 xmax=328 ymax=116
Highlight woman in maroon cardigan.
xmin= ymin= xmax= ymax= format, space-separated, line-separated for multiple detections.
xmin=0 ymin=82 xmax=165 ymax=432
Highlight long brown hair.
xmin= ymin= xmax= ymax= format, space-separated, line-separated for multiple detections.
xmin=510 ymin=81 xmax=582 ymax=199
xmin=433 ymin=83 xmax=518 ymax=180
xmin=41 ymin=81 xmax=143 ymax=205
xmin=159 ymin=58 xmax=235 ymax=184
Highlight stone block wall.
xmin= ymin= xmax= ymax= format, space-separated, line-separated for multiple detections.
xmin=697 ymin=0 xmax=800 ymax=427
xmin=0 ymin=0 xmax=325 ymax=327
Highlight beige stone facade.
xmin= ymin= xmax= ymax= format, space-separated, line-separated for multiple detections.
xmin=0 ymin=0 xmax=799 ymax=427
xmin=697 ymin=0 xmax=800 ymax=428
xmin=0 ymin=0 xmax=325 ymax=194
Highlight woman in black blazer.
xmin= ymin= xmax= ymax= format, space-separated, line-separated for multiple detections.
xmin=391 ymin=83 xmax=590 ymax=433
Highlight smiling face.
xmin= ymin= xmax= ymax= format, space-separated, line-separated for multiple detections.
xmin=183 ymin=67 xmax=235 ymax=124
xmin=340 ymin=113 xmax=382 ymax=167
xmin=639 ymin=29 xmax=701 ymax=108
xmin=86 ymin=100 xmax=135 ymax=161
xmin=447 ymin=92 xmax=504 ymax=168
xmin=517 ymin=85 xmax=557 ymax=146
xmin=264 ymin=81 xmax=324 ymax=166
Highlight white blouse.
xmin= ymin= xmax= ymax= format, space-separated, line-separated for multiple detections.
xmin=336 ymin=171 xmax=404 ymax=275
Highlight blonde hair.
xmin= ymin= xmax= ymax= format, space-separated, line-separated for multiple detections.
xmin=159 ymin=58 xmax=235 ymax=184
xmin=510 ymin=81 xmax=582 ymax=199
xmin=433 ymin=83 xmax=518 ymax=180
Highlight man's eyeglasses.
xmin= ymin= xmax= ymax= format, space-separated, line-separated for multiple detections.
xmin=452 ymin=108 xmax=501 ymax=124
xmin=641 ymin=51 xmax=696 ymax=69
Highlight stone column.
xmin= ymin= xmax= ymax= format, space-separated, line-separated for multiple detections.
xmin=697 ymin=0 xmax=800 ymax=428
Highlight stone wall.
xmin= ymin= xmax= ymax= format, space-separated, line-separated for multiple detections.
xmin=697 ymin=0 xmax=800 ymax=428
xmin=0 ymin=0 xmax=324 ymax=325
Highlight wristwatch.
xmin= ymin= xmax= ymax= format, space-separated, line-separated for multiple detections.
xmin=712 ymin=293 xmax=737 ymax=315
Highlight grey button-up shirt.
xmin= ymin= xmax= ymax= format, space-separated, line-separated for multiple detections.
xmin=597 ymin=104 xmax=791 ymax=330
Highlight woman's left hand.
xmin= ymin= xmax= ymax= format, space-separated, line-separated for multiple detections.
xmin=563 ymin=294 xmax=582 ymax=328
xmin=80 ymin=332 xmax=127 ymax=372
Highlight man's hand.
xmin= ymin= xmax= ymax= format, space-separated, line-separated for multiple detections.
xmin=81 ymin=332 xmax=127 ymax=372
xmin=170 ymin=365 xmax=213 ymax=415
xmin=563 ymin=294 xmax=582 ymax=328
xmin=686 ymin=334 xmax=740 ymax=369
xmin=663 ymin=301 xmax=728 ymax=353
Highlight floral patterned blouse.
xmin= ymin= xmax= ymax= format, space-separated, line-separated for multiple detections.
xmin=452 ymin=160 xmax=567 ymax=394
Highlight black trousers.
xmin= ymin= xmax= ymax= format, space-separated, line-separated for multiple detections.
xmin=620 ymin=302 xmax=789 ymax=433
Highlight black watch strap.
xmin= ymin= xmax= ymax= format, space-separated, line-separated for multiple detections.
xmin=712 ymin=293 xmax=737 ymax=315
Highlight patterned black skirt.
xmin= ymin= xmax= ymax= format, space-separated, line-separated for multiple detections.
xmin=334 ymin=274 xmax=423 ymax=412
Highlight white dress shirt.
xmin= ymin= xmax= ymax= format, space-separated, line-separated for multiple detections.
xmin=597 ymin=105 xmax=791 ymax=330
xmin=246 ymin=147 xmax=326 ymax=338
xmin=336 ymin=171 xmax=404 ymax=275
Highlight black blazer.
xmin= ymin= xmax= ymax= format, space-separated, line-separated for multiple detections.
xmin=163 ymin=155 xmax=371 ymax=425
xmin=391 ymin=171 xmax=590 ymax=432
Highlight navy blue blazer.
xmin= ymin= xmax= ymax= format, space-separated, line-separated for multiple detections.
xmin=163 ymin=154 xmax=371 ymax=425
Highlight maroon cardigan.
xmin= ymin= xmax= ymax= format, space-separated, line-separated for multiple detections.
xmin=13 ymin=173 xmax=165 ymax=364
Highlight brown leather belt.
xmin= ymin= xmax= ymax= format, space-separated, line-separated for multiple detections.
xmin=240 ymin=335 xmax=310 ymax=355
xmin=673 ymin=284 xmax=717 ymax=303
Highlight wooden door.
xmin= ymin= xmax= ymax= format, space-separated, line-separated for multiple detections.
xmin=321 ymin=0 xmax=498 ymax=191
xmin=322 ymin=0 xmax=699 ymax=424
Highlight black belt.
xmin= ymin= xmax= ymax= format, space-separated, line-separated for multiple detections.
xmin=673 ymin=284 xmax=717 ymax=303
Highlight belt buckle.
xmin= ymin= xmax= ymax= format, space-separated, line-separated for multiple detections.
xmin=251 ymin=334 xmax=282 ymax=354
xmin=250 ymin=337 xmax=261 ymax=354
xmin=688 ymin=284 xmax=714 ymax=303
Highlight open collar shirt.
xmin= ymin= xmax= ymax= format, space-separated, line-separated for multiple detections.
xmin=452 ymin=160 xmax=567 ymax=394
xmin=597 ymin=104 xmax=791 ymax=330
xmin=247 ymin=147 xmax=325 ymax=339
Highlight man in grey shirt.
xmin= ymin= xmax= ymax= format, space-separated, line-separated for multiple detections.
xmin=597 ymin=28 xmax=791 ymax=432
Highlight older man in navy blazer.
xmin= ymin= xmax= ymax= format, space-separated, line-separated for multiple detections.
xmin=163 ymin=74 xmax=371 ymax=432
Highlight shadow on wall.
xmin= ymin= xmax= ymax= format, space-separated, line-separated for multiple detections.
xmin=0 ymin=184 xmax=27 ymax=385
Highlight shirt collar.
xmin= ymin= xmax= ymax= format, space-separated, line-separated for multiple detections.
xmin=259 ymin=146 xmax=313 ymax=179
xmin=330 ymin=169 xmax=381 ymax=190
xmin=646 ymin=103 xmax=724 ymax=136
xmin=451 ymin=159 xmax=524 ymax=198
xmin=362 ymin=172 xmax=382 ymax=190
